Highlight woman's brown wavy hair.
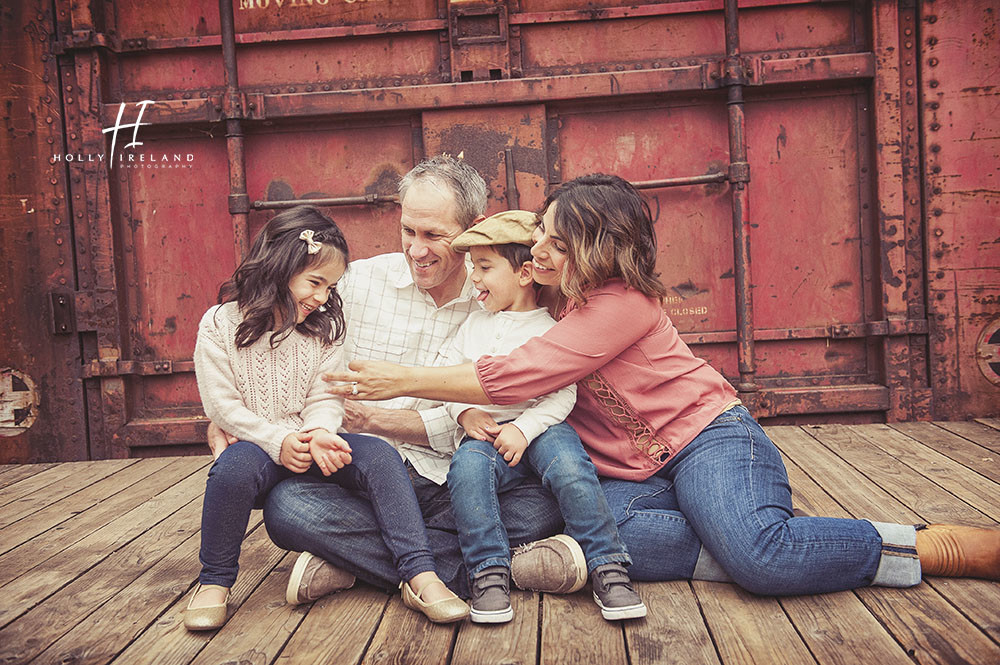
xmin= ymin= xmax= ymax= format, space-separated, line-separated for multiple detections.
xmin=542 ymin=174 xmax=666 ymax=305
xmin=217 ymin=205 xmax=349 ymax=349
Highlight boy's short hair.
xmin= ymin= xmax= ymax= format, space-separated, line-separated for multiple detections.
xmin=489 ymin=242 xmax=534 ymax=271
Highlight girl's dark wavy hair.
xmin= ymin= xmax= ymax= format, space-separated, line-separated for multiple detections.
xmin=217 ymin=205 xmax=349 ymax=349
xmin=542 ymin=173 xmax=667 ymax=305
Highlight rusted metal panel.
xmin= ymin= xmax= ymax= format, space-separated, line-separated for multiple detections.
xmin=0 ymin=0 xmax=89 ymax=462
xmin=4 ymin=0 xmax=998 ymax=461
xmin=921 ymin=0 xmax=1000 ymax=418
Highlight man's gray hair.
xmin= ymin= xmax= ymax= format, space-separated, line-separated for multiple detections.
xmin=398 ymin=154 xmax=488 ymax=230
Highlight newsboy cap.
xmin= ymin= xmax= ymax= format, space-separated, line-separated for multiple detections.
xmin=451 ymin=210 xmax=537 ymax=252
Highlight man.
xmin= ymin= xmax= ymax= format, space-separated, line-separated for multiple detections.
xmin=209 ymin=155 xmax=583 ymax=602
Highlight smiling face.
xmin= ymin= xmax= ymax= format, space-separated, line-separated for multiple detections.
xmin=469 ymin=245 xmax=536 ymax=313
xmin=399 ymin=178 xmax=468 ymax=305
xmin=530 ymin=201 xmax=569 ymax=287
xmin=286 ymin=254 xmax=347 ymax=324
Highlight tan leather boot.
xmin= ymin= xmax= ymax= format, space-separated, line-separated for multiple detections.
xmin=915 ymin=524 xmax=1000 ymax=580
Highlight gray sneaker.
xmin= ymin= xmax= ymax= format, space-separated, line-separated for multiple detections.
xmin=470 ymin=566 xmax=513 ymax=624
xmin=591 ymin=564 xmax=647 ymax=620
xmin=510 ymin=534 xmax=587 ymax=593
xmin=285 ymin=551 xmax=355 ymax=605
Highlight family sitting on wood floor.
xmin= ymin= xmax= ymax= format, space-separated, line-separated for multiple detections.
xmin=186 ymin=154 xmax=1000 ymax=631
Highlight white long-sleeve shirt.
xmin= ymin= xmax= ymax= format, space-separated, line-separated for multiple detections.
xmin=441 ymin=308 xmax=576 ymax=448
xmin=193 ymin=301 xmax=345 ymax=463
xmin=339 ymin=253 xmax=480 ymax=484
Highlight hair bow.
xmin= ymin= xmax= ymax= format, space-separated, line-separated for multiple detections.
xmin=298 ymin=229 xmax=322 ymax=255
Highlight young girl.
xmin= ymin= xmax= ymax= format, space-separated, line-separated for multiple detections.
xmin=187 ymin=206 xmax=468 ymax=630
xmin=331 ymin=176 xmax=999 ymax=598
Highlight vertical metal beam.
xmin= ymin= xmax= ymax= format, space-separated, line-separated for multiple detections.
xmin=723 ymin=0 xmax=757 ymax=395
xmin=219 ymin=0 xmax=250 ymax=260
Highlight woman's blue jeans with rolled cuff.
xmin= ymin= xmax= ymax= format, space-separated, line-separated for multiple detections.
xmin=199 ymin=434 xmax=437 ymax=588
xmin=447 ymin=422 xmax=631 ymax=578
xmin=600 ymin=406 xmax=921 ymax=595
xmin=263 ymin=457 xmax=564 ymax=599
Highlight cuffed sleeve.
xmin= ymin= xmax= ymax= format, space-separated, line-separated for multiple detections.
xmin=421 ymin=404 xmax=464 ymax=454
xmin=511 ymin=383 xmax=577 ymax=443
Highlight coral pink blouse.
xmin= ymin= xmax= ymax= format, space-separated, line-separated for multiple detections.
xmin=476 ymin=280 xmax=738 ymax=481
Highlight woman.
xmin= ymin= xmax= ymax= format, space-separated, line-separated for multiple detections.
xmin=328 ymin=174 xmax=998 ymax=594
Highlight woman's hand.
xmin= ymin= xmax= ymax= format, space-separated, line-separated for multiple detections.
xmin=458 ymin=408 xmax=502 ymax=443
xmin=324 ymin=360 xmax=412 ymax=401
xmin=307 ymin=428 xmax=353 ymax=475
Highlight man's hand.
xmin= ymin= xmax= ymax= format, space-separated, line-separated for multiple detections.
xmin=493 ymin=423 xmax=529 ymax=467
xmin=341 ymin=400 xmax=371 ymax=433
xmin=457 ymin=408 xmax=501 ymax=443
xmin=307 ymin=428 xmax=353 ymax=476
xmin=279 ymin=432 xmax=313 ymax=473
xmin=207 ymin=421 xmax=238 ymax=460
xmin=324 ymin=360 xmax=411 ymax=400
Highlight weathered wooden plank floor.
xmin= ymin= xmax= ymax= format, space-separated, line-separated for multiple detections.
xmin=1 ymin=421 xmax=998 ymax=665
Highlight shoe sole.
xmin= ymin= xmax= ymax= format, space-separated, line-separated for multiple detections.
xmin=593 ymin=594 xmax=648 ymax=621
xmin=552 ymin=534 xmax=588 ymax=593
xmin=286 ymin=551 xmax=316 ymax=605
xmin=470 ymin=606 xmax=514 ymax=624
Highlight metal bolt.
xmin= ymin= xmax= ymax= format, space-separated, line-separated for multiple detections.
xmin=930 ymin=144 xmax=941 ymax=153
xmin=933 ymin=208 xmax=943 ymax=216
xmin=904 ymin=41 xmax=912 ymax=49
xmin=927 ymin=15 xmax=937 ymax=23
xmin=670 ymin=61 xmax=679 ymax=67
xmin=928 ymin=57 xmax=939 ymax=67
xmin=929 ymin=80 xmax=939 ymax=88
xmin=934 ymin=228 xmax=944 ymax=237
xmin=905 ymin=78 xmax=913 ymax=86
xmin=780 ymin=52 xmax=789 ymax=59
xmin=652 ymin=62 xmax=661 ymax=68
xmin=904 ymin=28 xmax=912 ymax=36
xmin=930 ymin=122 xmax=941 ymax=131
xmin=306 ymin=85 xmax=313 ymax=92
xmin=798 ymin=51 xmax=807 ymax=57
xmin=928 ymin=37 xmax=938 ymax=46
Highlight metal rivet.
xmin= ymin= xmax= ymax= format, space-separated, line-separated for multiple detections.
xmin=670 ymin=61 xmax=679 ymax=67
xmin=929 ymin=58 xmax=939 ymax=67
xmin=927 ymin=15 xmax=937 ymax=23
xmin=929 ymin=80 xmax=939 ymax=88
xmin=933 ymin=208 xmax=943 ymax=216
xmin=930 ymin=122 xmax=941 ymax=131
xmin=933 ymin=187 xmax=942 ymax=195
xmin=904 ymin=28 xmax=912 ymax=36
xmin=798 ymin=51 xmax=807 ymax=57
xmin=909 ymin=198 xmax=918 ymax=206
xmin=932 ymin=165 xmax=941 ymax=174
xmin=905 ymin=41 xmax=912 ymax=49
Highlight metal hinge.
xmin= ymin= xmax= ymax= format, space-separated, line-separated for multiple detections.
xmin=80 ymin=359 xmax=195 ymax=379
xmin=49 ymin=290 xmax=106 ymax=334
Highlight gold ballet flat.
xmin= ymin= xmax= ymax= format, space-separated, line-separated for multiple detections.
xmin=401 ymin=579 xmax=470 ymax=624
xmin=183 ymin=583 xmax=230 ymax=631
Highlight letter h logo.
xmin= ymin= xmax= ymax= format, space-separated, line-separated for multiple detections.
xmin=102 ymin=100 xmax=154 ymax=168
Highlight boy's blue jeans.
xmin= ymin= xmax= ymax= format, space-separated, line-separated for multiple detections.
xmin=601 ymin=406 xmax=921 ymax=594
xmin=199 ymin=435 xmax=436 ymax=587
xmin=447 ymin=421 xmax=631 ymax=578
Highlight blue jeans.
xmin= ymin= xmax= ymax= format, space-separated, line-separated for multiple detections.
xmin=447 ymin=422 xmax=630 ymax=577
xmin=199 ymin=435 xmax=436 ymax=587
xmin=601 ymin=406 xmax=920 ymax=595
xmin=264 ymin=454 xmax=564 ymax=598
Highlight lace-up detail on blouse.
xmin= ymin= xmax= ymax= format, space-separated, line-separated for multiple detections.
xmin=581 ymin=371 xmax=672 ymax=463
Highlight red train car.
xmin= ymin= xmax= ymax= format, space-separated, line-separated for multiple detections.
xmin=2 ymin=0 xmax=997 ymax=462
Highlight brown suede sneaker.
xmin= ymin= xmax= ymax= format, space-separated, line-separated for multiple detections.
xmin=286 ymin=551 xmax=356 ymax=605
xmin=510 ymin=534 xmax=587 ymax=593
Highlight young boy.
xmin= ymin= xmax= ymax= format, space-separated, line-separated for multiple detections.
xmin=442 ymin=210 xmax=647 ymax=624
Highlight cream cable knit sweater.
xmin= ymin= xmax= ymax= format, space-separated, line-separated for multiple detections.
xmin=194 ymin=302 xmax=345 ymax=463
